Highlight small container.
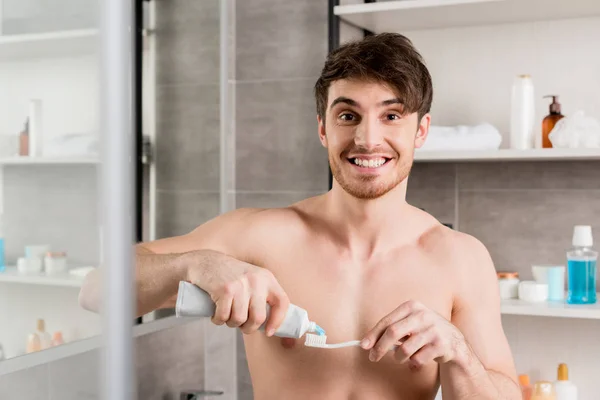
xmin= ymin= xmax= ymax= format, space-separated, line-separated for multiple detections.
xmin=51 ymin=331 xmax=64 ymax=347
xmin=19 ymin=118 xmax=29 ymax=156
xmin=547 ymin=266 xmax=566 ymax=302
xmin=554 ymin=363 xmax=578 ymax=400
xmin=45 ymin=252 xmax=67 ymax=275
xmin=520 ymin=374 xmax=533 ymax=400
xmin=17 ymin=257 xmax=42 ymax=274
xmin=519 ymin=280 xmax=549 ymax=302
xmin=531 ymin=381 xmax=556 ymax=400
xmin=542 ymin=95 xmax=564 ymax=148
xmin=498 ymin=272 xmax=520 ymax=299
xmin=26 ymin=333 xmax=41 ymax=353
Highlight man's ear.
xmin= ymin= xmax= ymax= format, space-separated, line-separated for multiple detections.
xmin=414 ymin=114 xmax=431 ymax=149
xmin=318 ymin=115 xmax=328 ymax=148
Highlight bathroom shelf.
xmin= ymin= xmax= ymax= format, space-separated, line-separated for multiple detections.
xmin=0 ymin=156 xmax=99 ymax=165
xmin=0 ymin=29 xmax=98 ymax=61
xmin=413 ymin=148 xmax=600 ymax=162
xmin=501 ymin=297 xmax=600 ymax=320
xmin=334 ymin=0 xmax=600 ymax=33
xmin=0 ymin=267 xmax=88 ymax=288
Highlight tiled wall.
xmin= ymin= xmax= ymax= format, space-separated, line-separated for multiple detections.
xmin=233 ymin=1 xmax=328 ymax=399
xmin=0 ymin=319 xmax=206 ymax=400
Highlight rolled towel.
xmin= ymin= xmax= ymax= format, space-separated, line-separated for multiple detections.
xmin=418 ymin=123 xmax=502 ymax=151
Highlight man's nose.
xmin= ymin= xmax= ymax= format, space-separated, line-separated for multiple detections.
xmin=354 ymin=117 xmax=384 ymax=149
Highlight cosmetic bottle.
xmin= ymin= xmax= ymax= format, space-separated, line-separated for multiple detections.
xmin=554 ymin=363 xmax=578 ymax=400
xmin=542 ymin=95 xmax=564 ymax=148
xmin=520 ymin=374 xmax=533 ymax=400
xmin=566 ymin=226 xmax=597 ymax=304
xmin=19 ymin=118 xmax=29 ymax=156
xmin=510 ymin=74 xmax=535 ymax=150
xmin=531 ymin=381 xmax=556 ymax=400
xmin=36 ymin=319 xmax=52 ymax=350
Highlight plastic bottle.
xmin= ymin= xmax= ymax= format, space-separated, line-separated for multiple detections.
xmin=554 ymin=363 xmax=578 ymax=400
xmin=26 ymin=333 xmax=40 ymax=353
xmin=542 ymin=95 xmax=564 ymax=148
xmin=51 ymin=331 xmax=65 ymax=347
xmin=36 ymin=319 xmax=52 ymax=350
xmin=510 ymin=74 xmax=535 ymax=150
xmin=175 ymin=281 xmax=326 ymax=338
xmin=531 ymin=381 xmax=556 ymax=400
xmin=566 ymin=225 xmax=597 ymax=304
xmin=520 ymin=374 xmax=533 ymax=400
xmin=0 ymin=213 xmax=5 ymax=272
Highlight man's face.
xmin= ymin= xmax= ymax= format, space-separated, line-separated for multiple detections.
xmin=318 ymin=79 xmax=430 ymax=199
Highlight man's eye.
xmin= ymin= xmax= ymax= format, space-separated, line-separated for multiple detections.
xmin=339 ymin=113 xmax=355 ymax=121
xmin=386 ymin=114 xmax=401 ymax=121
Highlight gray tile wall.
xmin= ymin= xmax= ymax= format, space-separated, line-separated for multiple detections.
xmin=234 ymin=1 xmax=328 ymax=399
xmin=0 ymin=320 xmax=206 ymax=400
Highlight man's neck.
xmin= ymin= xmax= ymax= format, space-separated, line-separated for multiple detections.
xmin=324 ymin=180 xmax=412 ymax=260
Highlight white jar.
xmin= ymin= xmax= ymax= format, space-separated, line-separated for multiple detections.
xmin=17 ymin=257 xmax=42 ymax=274
xmin=44 ymin=252 xmax=67 ymax=275
xmin=497 ymin=272 xmax=520 ymax=299
xmin=518 ymin=280 xmax=549 ymax=302
xmin=510 ymin=74 xmax=535 ymax=150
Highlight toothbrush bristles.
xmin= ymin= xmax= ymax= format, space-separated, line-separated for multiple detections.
xmin=304 ymin=333 xmax=328 ymax=347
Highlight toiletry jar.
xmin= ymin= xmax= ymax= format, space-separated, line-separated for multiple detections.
xmin=45 ymin=252 xmax=67 ymax=275
xmin=519 ymin=281 xmax=548 ymax=302
xmin=498 ymin=272 xmax=520 ymax=299
xmin=17 ymin=257 xmax=42 ymax=274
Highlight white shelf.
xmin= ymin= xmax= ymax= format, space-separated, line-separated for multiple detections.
xmin=501 ymin=297 xmax=600 ymax=320
xmin=0 ymin=156 xmax=99 ymax=166
xmin=335 ymin=0 xmax=600 ymax=32
xmin=0 ymin=29 xmax=98 ymax=61
xmin=414 ymin=148 xmax=600 ymax=162
xmin=0 ymin=267 xmax=88 ymax=288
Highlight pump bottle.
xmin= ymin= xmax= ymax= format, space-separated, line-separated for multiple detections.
xmin=542 ymin=95 xmax=564 ymax=148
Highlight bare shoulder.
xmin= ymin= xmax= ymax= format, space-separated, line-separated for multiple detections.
xmin=416 ymin=213 xmax=496 ymax=290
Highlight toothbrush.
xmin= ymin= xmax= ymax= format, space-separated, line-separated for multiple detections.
xmin=304 ymin=333 xmax=361 ymax=349
xmin=304 ymin=333 xmax=400 ymax=351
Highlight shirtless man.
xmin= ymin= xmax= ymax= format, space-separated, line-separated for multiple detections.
xmin=80 ymin=33 xmax=520 ymax=399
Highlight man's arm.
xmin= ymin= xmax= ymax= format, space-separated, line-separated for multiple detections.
xmin=78 ymin=207 xmax=290 ymax=333
xmin=439 ymin=236 xmax=520 ymax=400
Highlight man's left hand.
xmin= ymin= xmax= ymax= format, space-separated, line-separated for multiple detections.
xmin=360 ymin=300 xmax=467 ymax=369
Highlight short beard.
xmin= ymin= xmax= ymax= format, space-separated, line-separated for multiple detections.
xmin=329 ymin=152 xmax=413 ymax=200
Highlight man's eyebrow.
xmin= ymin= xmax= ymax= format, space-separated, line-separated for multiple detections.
xmin=329 ymin=97 xmax=404 ymax=110
xmin=379 ymin=98 xmax=403 ymax=107
xmin=329 ymin=97 xmax=360 ymax=110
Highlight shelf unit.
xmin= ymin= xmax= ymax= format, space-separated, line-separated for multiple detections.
xmin=414 ymin=148 xmax=600 ymax=162
xmin=0 ymin=156 xmax=99 ymax=166
xmin=501 ymin=298 xmax=600 ymax=320
xmin=334 ymin=0 xmax=600 ymax=32
xmin=0 ymin=267 xmax=88 ymax=288
xmin=0 ymin=29 xmax=98 ymax=61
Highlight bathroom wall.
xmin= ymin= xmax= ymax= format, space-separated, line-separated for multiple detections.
xmin=153 ymin=0 xmax=235 ymax=399
xmin=232 ymin=1 xmax=329 ymax=398
xmin=0 ymin=319 xmax=206 ymax=400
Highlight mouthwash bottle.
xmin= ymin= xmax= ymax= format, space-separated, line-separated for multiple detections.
xmin=566 ymin=225 xmax=597 ymax=304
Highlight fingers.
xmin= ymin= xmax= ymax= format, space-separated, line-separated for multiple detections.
xmin=361 ymin=300 xmax=423 ymax=351
xmin=227 ymin=289 xmax=250 ymax=328
xmin=240 ymin=293 xmax=267 ymax=334
xmin=211 ymin=291 xmax=233 ymax=326
xmin=369 ymin=314 xmax=422 ymax=362
xmin=408 ymin=343 xmax=442 ymax=370
xmin=393 ymin=328 xmax=433 ymax=364
xmin=264 ymin=281 xmax=290 ymax=337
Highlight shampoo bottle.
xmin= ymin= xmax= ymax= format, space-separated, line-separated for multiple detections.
xmin=36 ymin=319 xmax=52 ymax=349
xmin=542 ymin=95 xmax=564 ymax=148
xmin=510 ymin=74 xmax=535 ymax=150
xmin=554 ymin=363 xmax=578 ymax=400
xmin=175 ymin=281 xmax=325 ymax=338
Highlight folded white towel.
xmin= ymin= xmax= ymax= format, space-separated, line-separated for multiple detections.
xmin=44 ymin=133 xmax=99 ymax=157
xmin=417 ymin=123 xmax=502 ymax=151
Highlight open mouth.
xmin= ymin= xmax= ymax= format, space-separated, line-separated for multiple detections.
xmin=347 ymin=157 xmax=391 ymax=169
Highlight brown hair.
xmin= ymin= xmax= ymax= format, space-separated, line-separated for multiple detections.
xmin=314 ymin=33 xmax=433 ymax=121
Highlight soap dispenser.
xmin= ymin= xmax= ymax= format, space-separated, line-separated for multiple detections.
xmin=542 ymin=95 xmax=564 ymax=148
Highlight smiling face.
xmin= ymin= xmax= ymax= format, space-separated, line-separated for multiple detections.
xmin=318 ymin=79 xmax=430 ymax=200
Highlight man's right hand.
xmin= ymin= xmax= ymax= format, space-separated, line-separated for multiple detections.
xmin=185 ymin=249 xmax=290 ymax=337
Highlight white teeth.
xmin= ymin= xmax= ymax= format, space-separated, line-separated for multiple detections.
xmin=352 ymin=158 xmax=386 ymax=168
